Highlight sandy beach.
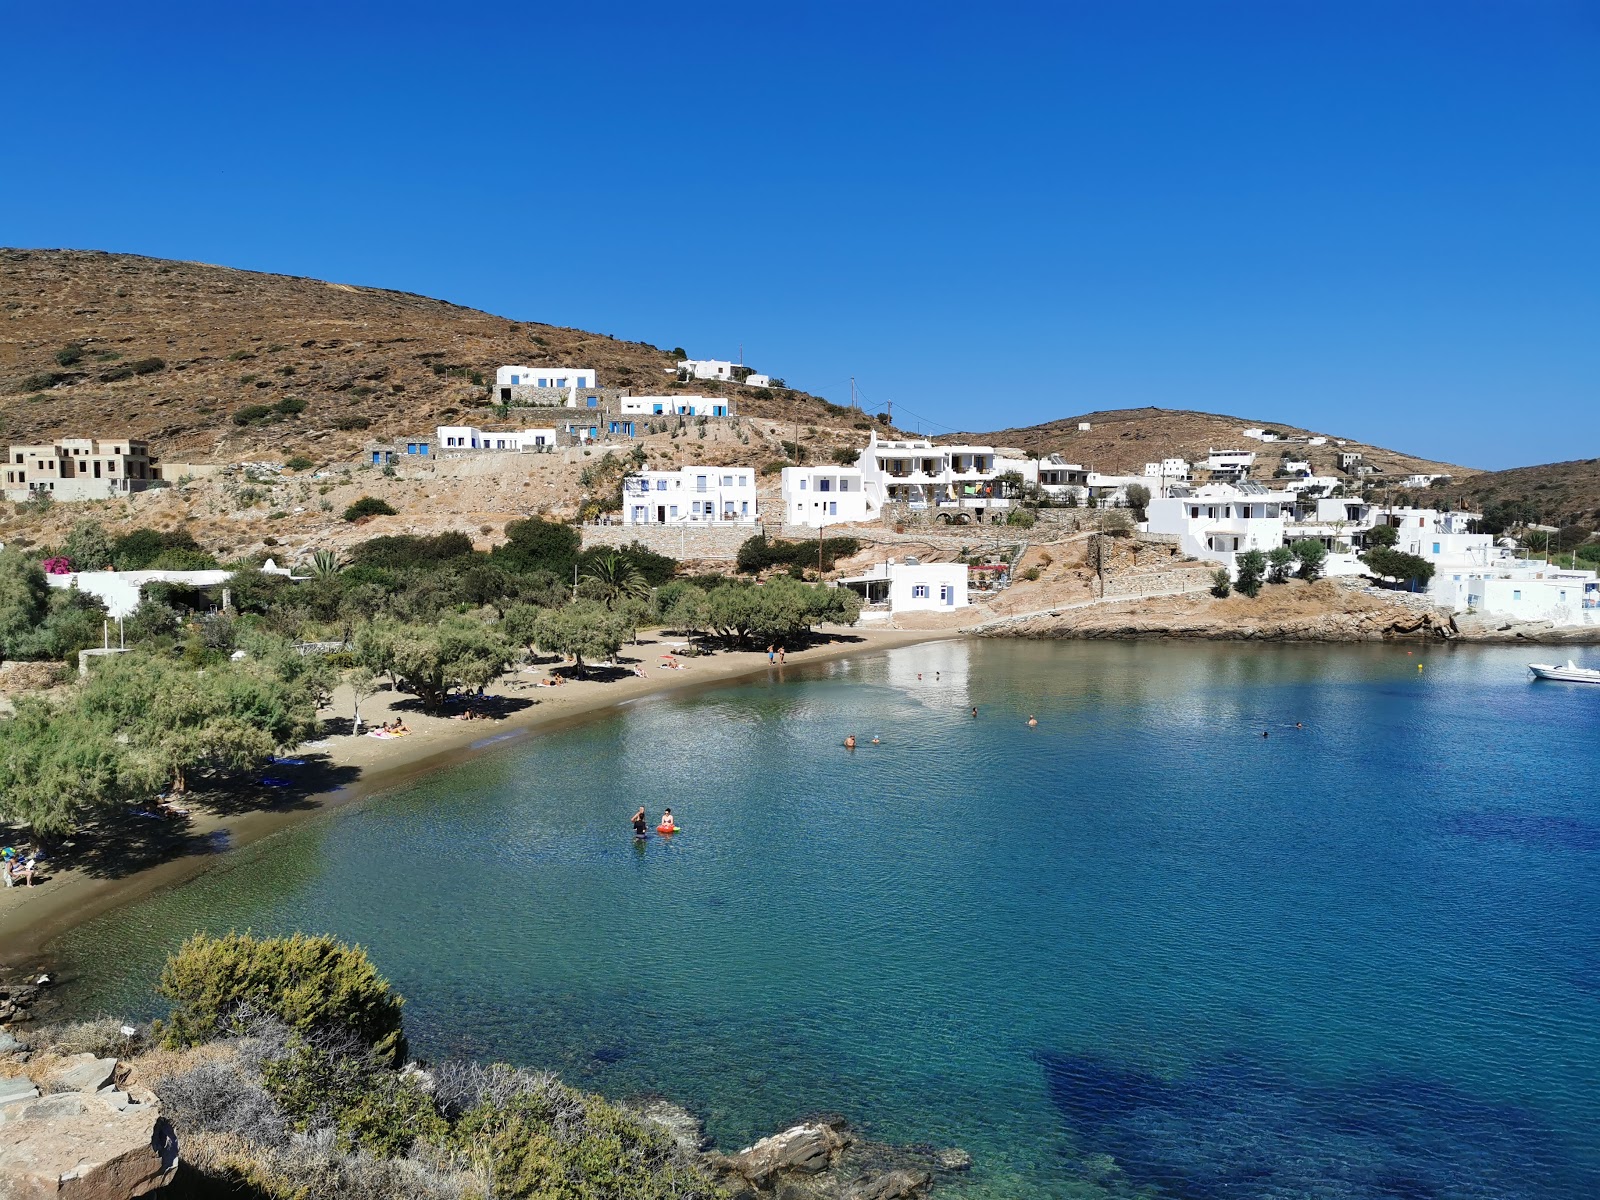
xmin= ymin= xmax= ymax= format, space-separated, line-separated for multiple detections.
xmin=0 ymin=625 xmax=943 ymax=974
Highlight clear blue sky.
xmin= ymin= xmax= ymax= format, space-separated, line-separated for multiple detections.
xmin=3 ymin=1 xmax=1595 ymax=469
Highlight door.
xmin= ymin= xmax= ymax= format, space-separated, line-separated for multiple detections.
xmin=657 ymin=505 xmax=666 ymax=524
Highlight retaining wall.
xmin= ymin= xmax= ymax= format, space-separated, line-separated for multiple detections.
xmin=580 ymin=522 xmax=763 ymax=561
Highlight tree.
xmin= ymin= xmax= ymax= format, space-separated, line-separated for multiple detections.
xmin=1291 ymin=539 xmax=1328 ymax=581
xmin=0 ymin=698 xmax=138 ymax=835
xmin=1125 ymin=484 xmax=1151 ymax=521
xmin=62 ymin=520 xmax=116 ymax=571
xmin=658 ymin=583 xmax=709 ymax=641
xmin=387 ymin=618 xmax=514 ymax=710
xmin=1209 ymin=568 xmax=1232 ymax=598
xmin=343 ymin=496 xmax=398 ymax=522
xmin=493 ymin=517 xmax=582 ymax=580
xmin=0 ymin=551 xmax=50 ymax=662
xmin=1364 ymin=523 xmax=1399 ymax=549
xmin=347 ymin=668 xmax=377 ymax=734
xmin=1267 ymin=546 xmax=1295 ymax=584
xmin=1234 ymin=550 xmax=1267 ymax=598
xmin=531 ymin=601 xmax=630 ymax=676
xmin=1361 ymin=547 xmax=1434 ymax=590
xmin=579 ymin=552 xmax=650 ymax=609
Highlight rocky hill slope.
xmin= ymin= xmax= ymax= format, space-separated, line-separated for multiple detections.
xmin=957 ymin=407 xmax=1472 ymax=483
xmin=1434 ymin=458 xmax=1600 ymax=529
xmin=0 ymin=249 xmax=859 ymax=463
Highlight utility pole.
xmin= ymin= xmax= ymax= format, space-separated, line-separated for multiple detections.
xmin=886 ymin=398 xmax=892 ymax=427
xmin=850 ymin=377 xmax=857 ymax=411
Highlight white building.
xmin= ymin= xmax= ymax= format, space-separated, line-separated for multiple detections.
xmin=839 ymin=559 xmax=968 ymax=612
xmin=743 ymin=374 xmax=772 ymax=388
xmin=619 ymin=395 xmax=735 ymax=418
xmin=1143 ymin=458 xmax=1191 ymax=480
xmin=495 ymin=366 xmax=596 ymax=391
xmin=1204 ymin=449 xmax=1257 ymax=479
xmin=781 ymin=466 xmax=879 ymax=527
xmin=1240 ymin=428 xmax=1282 ymax=443
xmin=993 ymin=453 xmax=1090 ymax=500
xmin=47 ymin=562 xmax=295 ymax=620
xmin=677 ymin=359 xmax=751 ymax=383
xmin=435 ymin=425 xmax=558 ymax=451
xmin=622 ymin=466 xmax=758 ymax=526
xmin=1143 ymin=482 xmax=1294 ymax=575
xmin=1403 ymin=473 xmax=1451 ymax=489
xmin=857 ymin=431 xmax=1010 ymax=521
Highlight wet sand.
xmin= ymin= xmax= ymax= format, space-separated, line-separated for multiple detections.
xmin=0 ymin=626 xmax=942 ymax=972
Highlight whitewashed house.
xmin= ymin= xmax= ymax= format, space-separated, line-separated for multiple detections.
xmin=839 ymin=559 xmax=968 ymax=612
xmin=619 ymin=395 xmax=735 ymax=418
xmin=1204 ymin=449 xmax=1257 ymax=479
xmin=435 ymin=425 xmax=558 ymax=452
xmin=48 ymin=561 xmax=296 ymax=619
xmin=743 ymin=374 xmax=772 ymax=388
xmin=1143 ymin=482 xmax=1294 ymax=576
xmin=677 ymin=359 xmax=752 ymax=383
xmin=857 ymin=431 xmax=1010 ymax=521
xmin=496 ymin=366 xmax=596 ymax=391
xmin=781 ymin=466 xmax=879 ymax=527
xmin=622 ymin=466 xmax=758 ymax=526
xmin=993 ymin=453 xmax=1090 ymax=500
xmin=1143 ymin=458 xmax=1191 ymax=481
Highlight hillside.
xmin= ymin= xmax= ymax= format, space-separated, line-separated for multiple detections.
xmin=957 ymin=408 xmax=1474 ymax=483
xmin=1433 ymin=459 xmax=1600 ymax=530
xmin=0 ymin=248 xmax=857 ymax=462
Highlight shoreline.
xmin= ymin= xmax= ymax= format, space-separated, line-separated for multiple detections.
xmin=0 ymin=625 xmax=945 ymax=976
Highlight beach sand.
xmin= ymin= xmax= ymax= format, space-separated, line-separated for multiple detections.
xmin=0 ymin=625 xmax=943 ymax=972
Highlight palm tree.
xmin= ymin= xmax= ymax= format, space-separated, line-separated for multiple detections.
xmin=580 ymin=553 xmax=649 ymax=609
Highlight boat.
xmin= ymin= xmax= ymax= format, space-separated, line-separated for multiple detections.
xmin=1528 ymin=660 xmax=1600 ymax=684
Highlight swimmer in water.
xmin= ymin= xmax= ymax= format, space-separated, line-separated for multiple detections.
xmin=971 ymin=707 xmax=978 ymax=718
xmin=870 ymin=735 xmax=881 ymax=745
xmin=1027 ymin=715 xmax=1038 ymax=727
xmin=844 ymin=735 xmax=857 ymax=749
xmin=1263 ymin=731 xmax=1270 ymax=738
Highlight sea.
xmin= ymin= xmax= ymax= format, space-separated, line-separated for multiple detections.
xmin=47 ymin=639 xmax=1600 ymax=1199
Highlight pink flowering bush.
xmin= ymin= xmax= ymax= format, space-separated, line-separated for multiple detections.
xmin=42 ymin=556 xmax=73 ymax=575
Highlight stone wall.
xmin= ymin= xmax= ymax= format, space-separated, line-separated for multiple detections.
xmin=581 ymin=522 xmax=763 ymax=561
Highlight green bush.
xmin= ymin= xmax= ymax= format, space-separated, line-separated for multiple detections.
xmin=54 ymin=345 xmax=83 ymax=367
xmin=157 ymin=932 xmax=407 ymax=1065
xmin=344 ymin=496 xmax=398 ymax=522
xmin=333 ymin=415 xmax=372 ymax=431
xmin=285 ymin=455 xmax=315 ymax=471
xmin=737 ymin=534 xmax=860 ymax=574
xmin=234 ymin=403 xmax=277 ymax=426
xmin=100 ymin=366 xmax=136 ymax=382
xmin=1210 ymin=568 xmax=1232 ymax=598
xmin=1005 ymin=508 xmax=1036 ymax=528
xmin=16 ymin=371 xmax=71 ymax=392
xmin=131 ymin=356 xmax=166 ymax=375
xmin=275 ymin=396 xmax=307 ymax=416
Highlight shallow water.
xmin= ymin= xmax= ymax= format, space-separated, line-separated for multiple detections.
xmin=51 ymin=641 xmax=1600 ymax=1198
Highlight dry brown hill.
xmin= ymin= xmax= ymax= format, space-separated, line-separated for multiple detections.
xmin=1435 ymin=458 xmax=1600 ymax=529
xmin=0 ymin=248 xmax=859 ymax=463
xmin=954 ymin=407 xmax=1474 ymax=482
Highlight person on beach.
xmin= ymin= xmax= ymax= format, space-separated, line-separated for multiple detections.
xmin=778 ymin=645 xmax=786 ymax=664
xmin=768 ymin=645 xmax=775 ymax=664
xmin=659 ymin=809 xmax=676 ymax=832
xmin=632 ymin=807 xmax=648 ymax=837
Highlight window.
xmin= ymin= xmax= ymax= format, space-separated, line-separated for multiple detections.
xmin=1432 ymin=543 xmax=1440 ymax=554
xmin=939 ymin=585 xmax=952 ymax=603
xmin=1513 ymin=590 xmax=1522 ymax=601
xmin=653 ymin=404 xmax=664 ymax=414
xmin=510 ymin=375 xmax=520 ymax=385
xmin=839 ymin=479 xmax=850 ymax=491
xmin=819 ymin=478 xmax=832 ymax=492
xmin=828 ymin=501 xmax=836 ymax=516
xmin=696 ymin=476 xmax=707 ymax=492
xmin=722 ymin=475 xmax=733 ymax=486
xmin=556 ymin=377 xmax=568 ymax=388
xmin=800 ymin=479 xmax=807 ymax=490
xmin=587 ymin=396 xmax=598 ymax=408
xmin=669 ymin=505 xmax=678 ymax=517
xmin=656 ymin=479 xmax=667 ymax=491
xmin=912 ymin=584 xmax=930 ymax=599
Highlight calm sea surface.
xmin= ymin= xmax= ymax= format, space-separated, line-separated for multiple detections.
xmin=50 ymin=640 xmax=1600 ymax=1199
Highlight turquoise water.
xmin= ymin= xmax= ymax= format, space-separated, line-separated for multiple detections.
xmin=49 ymin=641 xmax=1600 ymax=1198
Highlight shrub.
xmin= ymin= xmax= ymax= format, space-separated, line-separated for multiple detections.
xmin=780 ymin=440 xmax=808 ymax=462
xmin=334 ymin=415 xmax=372 ymax=431
xmin=101 ymin=366 xmax=137 ymax=382
xmin=156 ymin=1055 xmax=291 ymax=1149
xmin=830 ymin=446 xmax=859 ymax=465
xmin=1005 ymin=508 xmax=1036 ymax=528
xmin=285 ymin=455 xmax=315 ymax=471
xmin=737 ymin=534 xmax=860 ymax=574
xmin=54 ymin=345 xmax=83 ymax=367
xmin=344 ymin=496 xmax=398 ymax=522
xmin=1021 ymin=566 xmax=1041 ymax=581
xmin=275 ymin=396 xmax=307 ymax=416
xmin=234 ymin=403 xmax=276 ymax=426
xmin=760 ymin=460 xmax=786 ymax=476
xmin=16 ymin=371 xmax=71 ymax=392
xmin=131 ymin=356 xmax=166 ymax=375
xmin=1210 ymin=568 xmax=1232 ymax=598
xmin=157 ymin=931 xmax=407 ymax=1065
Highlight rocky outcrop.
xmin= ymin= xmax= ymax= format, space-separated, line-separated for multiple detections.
xmin=0 ymin=1053 xmax=178 ymax=1199
xmin=989 ymin=579 xmax=1460 ymax=642
xmin=1452 ymin=613 xmax=1600 ymax=643
xmin=706 ymin=1118 xmax=966 ymax=1200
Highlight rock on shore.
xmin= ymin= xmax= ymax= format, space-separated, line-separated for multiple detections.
xmin=0 ymin=1051 xmax=178 ymax=1198
xmin=705 ymin=1116 xmax=970 ymax=1200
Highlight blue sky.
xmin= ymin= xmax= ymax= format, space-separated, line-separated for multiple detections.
xmin=3 ymin=1 xmax=1595 ymax=469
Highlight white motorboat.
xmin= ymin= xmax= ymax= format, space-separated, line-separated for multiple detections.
xmin=1528 ymin=660 xmax=1600 ymax=684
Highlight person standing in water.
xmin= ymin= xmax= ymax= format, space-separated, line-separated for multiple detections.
xmin=1027 ymin=715 xmax=1038 ymax=727
xmin=632 ymin=806 xmax=648 ymax=837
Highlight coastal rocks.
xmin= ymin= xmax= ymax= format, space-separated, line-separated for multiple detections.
xmin=0 ymin=1055 xmax=178 ymax=1199
xmin=708 ymin=1118 xmax=962 ymax=1200
xmin=629 ymin=1096 xmax=709 ymax=1153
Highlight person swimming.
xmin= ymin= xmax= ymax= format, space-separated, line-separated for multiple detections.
xmin=844 ymin=735 xmax=857 ymax=749
xmin=870 ymin=735 xmax=881 ymax=745
xmin=1027 ymin=715 xmax=1038 ymax=727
